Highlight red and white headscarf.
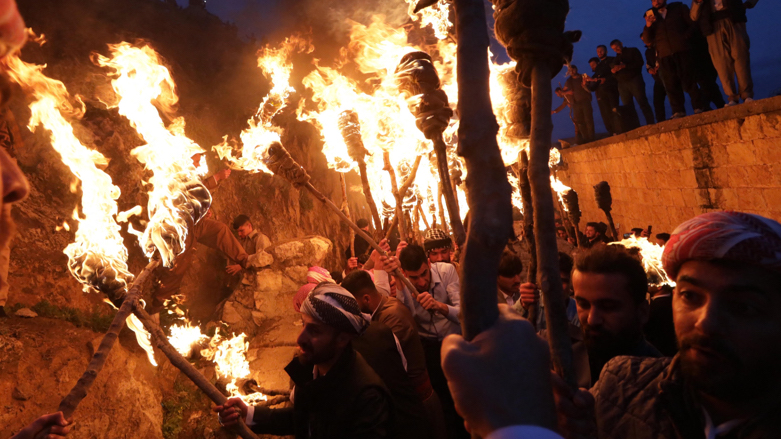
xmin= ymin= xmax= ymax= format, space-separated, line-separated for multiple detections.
xmin=662 ymin=211 xmax=781 ymax=280
xmin=293 ymin=267 xmax=334 ymax=312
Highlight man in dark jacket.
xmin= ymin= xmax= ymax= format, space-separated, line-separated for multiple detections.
xmin=610 ymin=39 xmax=655 ymax=125
xmin=642 ymin=0 xmax=706 ymax=118
xmin=343 ymin=270 xmax=446 ymax=439
xmin=562 ymin=65 xmax=595 ymax=143
xmin=214 ymin=283 xmax=393 ymax=438
xmin=691 ymin=0 xmax=758 ymax=106
xmin=587 ymin=47 xmax=621 ymax=135
xmin=554 ymin=211 xmax=781 ymax=439
xmin=572 ymin=245 xmax=662 ymax=384
xmin=645 ymin=43 xmax=668 ymax=122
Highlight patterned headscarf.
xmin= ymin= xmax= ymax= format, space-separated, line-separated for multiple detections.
xmin=424 ymin=228 xmax=452 ymax=252
xmin=662 ymin=211 xmax=781 ymax=280
xmin=300 ymin=282 xmax=369 ymax=335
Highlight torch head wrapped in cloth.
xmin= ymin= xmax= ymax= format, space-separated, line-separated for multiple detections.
xmin=263 ymin=142 xmax=310 ymax=188
xmin=395 ymin=51 xmax=453 ymax=140
xmin=562 ymin=189 xmax=581 ymax=225
xmin=338 ymin=110 xmax=370 ymax=164
xmin=594 ymin=181 xmax=613 ymax=213
xmin=490 ymin=0 xmax=581 ymax=87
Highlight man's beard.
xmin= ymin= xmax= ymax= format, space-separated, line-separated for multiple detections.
xmin=677 ymin=333 xmax=765 ymax=401
xmin=0 ymin=206 xmax=14 ymax=293
xmin=583 ymin=322 xmax=641 ymax=358
xmin=297 ymin=337 xmax=340 ymax=366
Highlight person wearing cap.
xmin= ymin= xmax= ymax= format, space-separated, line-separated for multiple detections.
xmin=554 ymin=211 xmax=781 ymax=439
xmin=423 ymin=228 xmax=454 ymax=265
xmin=214 ymin=283 xmax=393 ymax=438
xmin=227 ymin=214 xmax=272 ymax=275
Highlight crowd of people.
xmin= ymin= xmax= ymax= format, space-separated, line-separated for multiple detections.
xmin=555 ymin=0 xmax=760 ymax=145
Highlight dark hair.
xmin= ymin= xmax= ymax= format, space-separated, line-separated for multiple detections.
xmin=570 ymin=64 xmax=578 ymax=71
xmin=656 ymin=233 xmax=671 ymax=242
xmin=585 ymin=222 xmax=599 ymax=229
xmin=555 ymin=86 xmax=563 ymax=92
xmin=498 ymin=250 xmax=523 ymax=277
xmin=588 ymin=57 xmax=600 ymax=64
xmin=399 ymin=244 xmax=429 ymax=271
xmin=574 ymin=245 xmax=648 ymax=303
xmin=559 ymin=252 xmax=574 ymax=275
xmin=610 ymin=39 xmax=622 ymax=47
xmin=357 ymin=218 xmax=370 ymax=228
xmin=597 ymin=44 xmax=607 ymax=51
xmin=556 ymin=226 xmax=566 ymax=233
xmin=341 ymin=270 xmax=377 ymax=299
xmin=596 ymin=222 xmax=608 ymax=234
xmin=232 ymin=214 xmax=251 ymax=230
xmin=631 ymin=228 xmax=644 ymax=234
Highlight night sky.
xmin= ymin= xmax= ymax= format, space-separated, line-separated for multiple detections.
xmin=192 ymin=0 xmax=781 ymax=141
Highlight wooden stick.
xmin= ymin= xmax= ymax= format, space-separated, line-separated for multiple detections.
xmin=437 ymin=183 xmax=449 ymax=235
xmin=340 ymin=174 xmax=355 ymax=258
xmin=383 ymin=151 xmax=407 ymax=242
xmin=358 ymin=160 xmax=383 ymax=232
xmin=529 ymin=64 xmax=577 ymax=388
xmin=418 ymin=203 xmax=431 ymax=230
xmin=302 ymin=181 xmax=420 ymax=299
xmin=384 ymin=215 xmax=399 ymax=242
xmin=56 ymin=260 xmax=160 ymax=419
xmin=517 ymin=151 xmax=539 ymax=328
xmin=433 ymin=136 xmax=466 ymax=248
xmin=452 ymin=0 xmax=512 ymax=341
xmin=133 ymin=306 xmax=259 ymax=439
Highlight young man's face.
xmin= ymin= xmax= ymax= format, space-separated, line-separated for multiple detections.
xmin=585 ymin=226 xmax=597 ymax=239
xmin=428 ymin=247 xmax=451 ymax=263
xmin=497 ymin=273 xmax=522 ymax=297
xmin=297 ymin=314 xmax=349 ymax=365
xmin=573 ymin=270 xmax=649 ymax=354
xmin=236 ymin=222 xmax=253 ymax=239
xmin=611 ymin=44 xmax=622 ymax=54
xmin=404 ymin=262 xmax=432 ymax=293
xmin=596 ymin=47 xmax=607 ymax=60
xmin=589 ymin=61 xmax=598 ymax=72
xmin=557 ymin=229 xmax=568 ymax=239
xmin=652 ymin=0 xmax=666 ymax=9
xmin=674 ymin=261 xmax=781 ymax=401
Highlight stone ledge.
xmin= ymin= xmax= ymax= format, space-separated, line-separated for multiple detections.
xmin=561 ymin=95 xmax=781 ymax=154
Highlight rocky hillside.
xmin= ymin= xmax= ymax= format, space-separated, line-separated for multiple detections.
xmin=2 ymin=0 xmax=367 ymax=437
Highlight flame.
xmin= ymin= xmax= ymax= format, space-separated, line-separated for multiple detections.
xmin=550 ymin=175 xmax=571 ymax=209
xmin=95 ymin=43 xmax=211 ymax=268
xmin=4 ymin=51 xmax=156 ymax=365
xmin=214 ymin=36 xmax=311 ymax=174
xmin=611 ymin=236 xmax=676 ymax=287
xmin=169 ymin=324 xmax=267 ymax=403
xmin=405 ymin=0 xmax=452 ymax=40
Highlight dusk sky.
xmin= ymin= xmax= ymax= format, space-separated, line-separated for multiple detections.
xmin=192 ymin=0 xmax=780 ymax=141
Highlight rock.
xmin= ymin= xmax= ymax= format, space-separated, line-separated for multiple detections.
xmin=268 ymin=236 xmax=332 ymax=267
xmin=284 ymin=265 xmax=308 ymax=284
xmin=12 ymin=387 xmax=29 ymax=401
xmin=251 ymin=311 xmax=265 ymax=327
xmin=254 ymin=270 xmax=285 ymax=294
xmin=14 ymin=308 xmax=38 ymax=318
xmin=221 ymin=301 xmax=244 ymax=326
xmin=248 ymin=251 xmax=274 ymax=268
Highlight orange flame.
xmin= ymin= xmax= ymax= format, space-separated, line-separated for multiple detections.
xmin=95 ymin=43 xmax=211 ymax=268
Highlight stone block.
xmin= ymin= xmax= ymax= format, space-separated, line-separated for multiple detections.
xmin=739 ymin=115 xmax=765 ymax=142
xmin=680 ymin=148 xmax=694 ymax=168
xmin=268 ymin=236 xmax=332 ymax=267
xmin=743 ymin=165 xmax=774 ymax=188
xmin=725 ymin=142 xmax=757 ymax=166
xmin=736 ymin=187 xmax=767 ymax=211
xmin=762 ymin=188 xmax=781 ymax=209
xmin=752 ymin=137 xmax=781 ymax=165
xmin=760 ymin=112 xmax=781 ymax=138
xmin=248 ymin=346 xmax=298 ymax=392
xmin=284 ymin=265 xmax=309 ymax=284
xmin=716 ymin=188 xmax=738 ymax=210
xmin=255 ymin=269 xmax=285 ymax=294
xmin=708 ymin=144 xmax=730 ymax=167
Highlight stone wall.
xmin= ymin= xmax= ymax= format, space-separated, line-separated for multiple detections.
xmin=558 ymin=96 xmax=781 ymax=235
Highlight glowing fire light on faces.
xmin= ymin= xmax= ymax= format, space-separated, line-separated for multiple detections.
xmin=95 ymin=43 xmax=211 ymax=268
xmin=611 ymin=236 xmax=676 ymax=287
xmin=4 ymin=52 xmax=156 ymax=365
